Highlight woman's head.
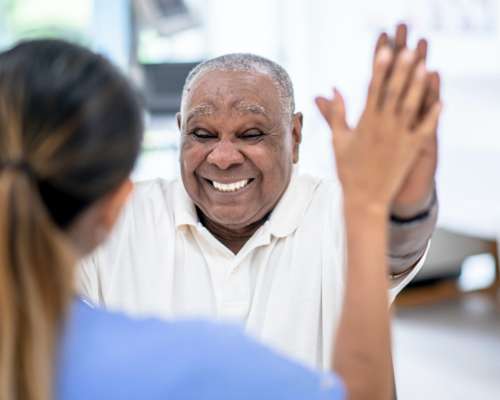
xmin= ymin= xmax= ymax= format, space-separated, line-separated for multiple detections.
xmin=0 ymin=39 xmax=143 ymax=252
xmin=0 ymin=39 xmax=143 ymax=400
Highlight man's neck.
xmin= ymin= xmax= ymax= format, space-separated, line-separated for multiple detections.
xmin=197 ymin=209 xmax=268 ymax=254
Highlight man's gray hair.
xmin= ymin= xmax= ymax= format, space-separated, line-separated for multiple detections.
xmin=182 ymin=53 xmax=295 ymax=116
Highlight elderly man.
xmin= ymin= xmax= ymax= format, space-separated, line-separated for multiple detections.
xmin=79 ymin=26 xmax=439 ymax=369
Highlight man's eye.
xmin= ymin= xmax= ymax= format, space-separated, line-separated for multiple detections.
xmin=241 ymin=129 xmax=264 ymax=139
xmin=192 ymin=129 xmax=216 ymax=139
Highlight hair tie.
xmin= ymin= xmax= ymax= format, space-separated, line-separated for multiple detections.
xmin=0 ymin=159 xmax=36 ymax=179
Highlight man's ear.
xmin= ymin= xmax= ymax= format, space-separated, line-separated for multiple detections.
xmin=292 ymin=112 xmax=303 ymax=163
xmin=100 ymin=179 xmax=134 ymax=232
xmin=176 ymin=112 xmax=182 ymax=131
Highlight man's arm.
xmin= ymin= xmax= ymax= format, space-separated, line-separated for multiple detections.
xmin=384 ymin=25 xmax=441 ymax=277
xmin=388 ymin=188 xmax=438 ymax=275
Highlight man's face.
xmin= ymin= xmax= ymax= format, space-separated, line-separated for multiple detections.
xmin=179 ymin=70 xmax=302 ymax=230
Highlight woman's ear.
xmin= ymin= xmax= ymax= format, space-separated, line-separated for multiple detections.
xmin=67 ymin=179 xmax=134 ymax=257
xmin=100 ymin=179 xmax=134 ymax=231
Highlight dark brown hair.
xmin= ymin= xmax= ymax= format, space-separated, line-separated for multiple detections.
xmin=0 ymin=39 xmax=143 ymax=400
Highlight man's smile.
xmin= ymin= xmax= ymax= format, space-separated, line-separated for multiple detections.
xmin=201 ymin=177 xmax=256 ymax=193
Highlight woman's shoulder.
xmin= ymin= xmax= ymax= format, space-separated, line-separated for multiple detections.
xmin=58 ymin=299 xmax=220 ymax=398
xmin=57 ymin=299 xmax=344 ymax=400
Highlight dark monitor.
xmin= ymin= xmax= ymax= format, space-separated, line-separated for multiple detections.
xmin=141 ymin=61 xmax=200 ymax=114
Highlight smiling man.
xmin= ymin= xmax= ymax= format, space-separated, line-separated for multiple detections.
xmin=79 ymin=30 xmax=439 ymax=370
xmin=180 ymin=67 xmax=302 ymax=254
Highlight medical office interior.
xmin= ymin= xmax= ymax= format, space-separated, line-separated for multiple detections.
xmin=0 ymin=0 xmax=499 ymax=398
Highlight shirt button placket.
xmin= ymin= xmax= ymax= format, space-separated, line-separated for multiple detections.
xmin=220 ymin=259 xmax=250 ymax=321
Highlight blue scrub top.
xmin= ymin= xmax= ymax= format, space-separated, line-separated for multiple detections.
xmin=57 ymin=299 xmax=345 ymax=400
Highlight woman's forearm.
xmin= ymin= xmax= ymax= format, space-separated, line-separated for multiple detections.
xmin=333 ymin=200 xmax=393 ymax=400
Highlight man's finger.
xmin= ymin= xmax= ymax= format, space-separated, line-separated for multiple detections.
xmin=414 ymin=101 xmax=442 ymax=144
xmin=366 ymin=46 xmax=393 ymax=111
xmin=421 ymin=71 xmax=441 ymax=116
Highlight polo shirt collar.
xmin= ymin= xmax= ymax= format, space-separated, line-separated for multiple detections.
xmin=173 ymin=180 xmax=199 ymax=228
xmin=267 ymin=167 xmax=320 ymax=238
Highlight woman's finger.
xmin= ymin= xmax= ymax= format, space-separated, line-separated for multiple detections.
xmin=416 ymin=38 xmax=428 ymax=62
xmin=366 ymin=46 xmax=393 ymax=112
xmin=382 ymin=49 xmax=415 ymax=112
xmin=373 ymin=32 xmax=389 ymax=66
xmin=315 ymin=90 xmax=349 ymax=134
xmin=331 ymin=88 xmax=349 ymax=134
xmin=399 ymin=62 xmax=427 ymax=128
xmin=394 ymin=23 xmax=407 ymax=52
xmin=315 ymin=96 xmax=332 ymax=126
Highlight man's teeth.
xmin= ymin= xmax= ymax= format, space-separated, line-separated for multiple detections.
xmin=212 ymin=179 xmax=249 ymax=192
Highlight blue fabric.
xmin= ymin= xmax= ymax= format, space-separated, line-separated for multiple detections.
xmin=57 ymin=299 xmax=345 ymax=400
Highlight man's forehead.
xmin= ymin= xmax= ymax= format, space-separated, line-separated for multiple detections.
xmin=187 ymin=70 xmax=279 ymax=101
xmin=192 ymin=68 xmax=272 ymax=84
xmin=183 ymin=72 xmax=280 ymax=116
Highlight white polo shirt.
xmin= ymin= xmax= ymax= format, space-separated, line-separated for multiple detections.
xmin=78 ymin=173 xmax=425 ymax=370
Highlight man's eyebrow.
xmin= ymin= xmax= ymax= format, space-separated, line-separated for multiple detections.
xmin=186 ymin=104 xmax=215 ymax=123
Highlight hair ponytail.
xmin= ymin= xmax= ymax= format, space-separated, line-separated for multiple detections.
xmin=0 ymin=168 xmax=74 ymax=400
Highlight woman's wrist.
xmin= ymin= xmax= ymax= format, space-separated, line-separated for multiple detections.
xmin=343 ymin=194 xmax=389 ymax=222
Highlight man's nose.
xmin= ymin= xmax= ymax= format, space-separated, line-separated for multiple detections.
xmin=206 ymin=140 xmax=245 ymax=170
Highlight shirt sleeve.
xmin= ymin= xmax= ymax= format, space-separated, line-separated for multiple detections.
xmin=388 ymin=190 xmax=439 ymax=275
xmin=388 ymin=240 xmax=431 ymax=302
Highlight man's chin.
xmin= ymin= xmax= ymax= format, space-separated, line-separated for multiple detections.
xmin=202 ymin=208 xmax=264 ymax=231
xmin=209 ymin=214 xmax=253 ymax=228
